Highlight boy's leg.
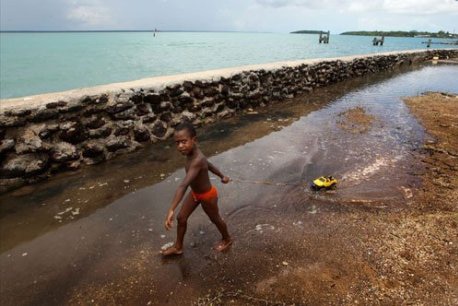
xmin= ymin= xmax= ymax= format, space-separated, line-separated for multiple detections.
xmin=201 ymin=197 xmax=232 ymax=252
xmin=162 ymin=192 xmax=198 ymax=256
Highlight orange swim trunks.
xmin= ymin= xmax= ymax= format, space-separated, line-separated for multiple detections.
xmin=192 ymin=186 xmax=218 ymax=203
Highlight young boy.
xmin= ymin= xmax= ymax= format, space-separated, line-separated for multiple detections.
xmin=161 ymin=122 xmax=232 ymax=256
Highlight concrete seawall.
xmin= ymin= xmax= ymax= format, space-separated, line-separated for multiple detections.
xmin=1 ymin=49 xmax=457 ymax=192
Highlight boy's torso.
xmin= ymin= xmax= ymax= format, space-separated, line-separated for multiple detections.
xmin=185 ymin=151 xmax=212 ymax=194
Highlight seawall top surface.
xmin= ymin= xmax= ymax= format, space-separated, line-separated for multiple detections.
xmin=0 ymin=49 xmax=442 ymax=110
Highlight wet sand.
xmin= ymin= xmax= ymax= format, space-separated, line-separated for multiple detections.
xmin=1 ymin=63 xmax=457 ymax=305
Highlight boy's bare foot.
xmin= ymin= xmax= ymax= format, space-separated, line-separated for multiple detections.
xmin=160 ymin=246 xmax=183 ymax=256
xmin=213 ymin=239 xmax=233 ymax=252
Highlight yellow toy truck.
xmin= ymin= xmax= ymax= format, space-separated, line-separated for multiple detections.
xmin=312 ymin=176 xmax=337 ymax=190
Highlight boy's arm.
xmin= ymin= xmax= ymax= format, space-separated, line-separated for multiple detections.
xmin=208 ymin=161 xmax=230 ymax=183
xmin=164 ymin=159 xmax=201 ymax=230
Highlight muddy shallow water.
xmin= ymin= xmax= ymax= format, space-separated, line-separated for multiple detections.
xmin=1 ymin=63 xmax=457 ymax=305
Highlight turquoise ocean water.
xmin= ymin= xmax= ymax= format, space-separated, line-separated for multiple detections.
xmin=1 ymin=32 xmax=456 ymax=99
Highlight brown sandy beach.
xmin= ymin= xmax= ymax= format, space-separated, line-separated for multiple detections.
xmin=193 ymin=92 xmax=458 ymax=304
xmin=1 ymin=65 xmax=457 ymax=305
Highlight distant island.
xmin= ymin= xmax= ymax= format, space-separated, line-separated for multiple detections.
xmin=290 ymin=30 xmax=325 ymax=34
xmin=291 ymin=30 xmax=458 ymax=39
xmin=340 ymin=30 xmax=458 ymax=39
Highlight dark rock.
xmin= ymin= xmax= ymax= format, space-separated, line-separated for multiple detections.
xmin=168 ymin=84 xmax=184 ymax=97
xmin=106 ymin=136 xmax=130 ymax=152
xmin=171 ymin=105 xmax=183 ymax=114
xmin=80 ymin=96 xmax=94 ymax=105
xmin=112 ymin=108 xmax=137 ymax=120
xmin=221 ymin=85 xmax=230 ymax=96
xmin=160 ymin=112 xmax=172 ymax=122
xmin=226 ymin=98 xmax=239 ymax=109
xmin=182 ymin=81 xmax=194 ymax=91
xmin=51 ymin=142 xmax=79 ymax=163
xmin=83 ymin=105 xmax=105 ymax=116
xmin=106 ymin=100 xmax=134 ymax=114
xmin=59 ymin=121 xmax=88 ymax=144
xmin=89 ymin=126 xmax=112 ymax=138
xmin=231 ymin=74 xmax=242 ymax=82
xmin=85 ymin=116 xmax=106 ymax=129
xmin=57 ymin=101 xmax=68 ymax=107
xmin=200 ymin=98 xmax=215 ymax=108
xmin=136 ymin=103 xmax=151 ymax=116
xmin=213 ymin=103 xmax=225 ymax=113
xmin=114 ymin=126 xmax=130 ymax=136
xmin=1 ymin=153 xmax=49 ymax=178
xmin=0 ymin=115 xmax=26 ymax=128
xmin=38 ymin=129 xmax=53 ymax=140
xmin=177 ymin=92 xmax=194 ymax=105
xmin=151 ymin=121 xmax=168 ymax=138
xmin=248 ymin=72 xmax=259 ymax=82
xmin=60 ymin=103 xmax=84 ymax=113
xmin=133 ymin=125 xmax=151 ymax=142
xmin=203 ymin=87 xmax=219 ymax=97
xmin=0 ymin=139 xmax=15 ymax=155
xmin=82 ymin=142 xmax=105 ymax=158
xmin=191 ymin=87 xmax=204 ymax=99
xmin=201 ymin=107 xmax=214 ymax=118
xmin=5 ymin=109 xmax=32 ymax=117
xmin=130 ymin=94 xmax=143 ymax=104
xmin=142 ymin=114 xmax=157 ymax=124
xmin=144 ymin=93 xmax=162 ymax=104
xmin=31 ymin=108 xmax=59 ymax=122
xmin=46 ymin=102 xmax=59 ymax=109
xmin=96 ymin=95 xmax=109 ymax=104
xmin=248 ymin=90 xmax=262 ymax=100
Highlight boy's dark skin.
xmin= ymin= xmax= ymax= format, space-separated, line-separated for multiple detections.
xmin=161 ymin=127 xmax=232 ymax=256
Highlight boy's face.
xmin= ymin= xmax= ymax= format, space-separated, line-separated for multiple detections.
xmin=174 ymin=129 xmax=196 ymax=156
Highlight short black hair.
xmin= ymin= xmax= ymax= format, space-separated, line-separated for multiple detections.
xmin=175 ymin=121 xmax=196 ymax=137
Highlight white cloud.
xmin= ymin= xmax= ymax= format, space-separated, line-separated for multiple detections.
xmin=66 ymin=0 xmax=113 ymax=27
xmin=255 ymin=0 xmax=458 ymax=15
xmin=382 ymin=0 xmax=458 ymax=15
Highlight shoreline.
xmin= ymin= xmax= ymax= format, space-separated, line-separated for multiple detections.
xmin=1 ymin=49 xmax=453 ymax=110
xmin=1 ymin=49 xmax=457 ymax=193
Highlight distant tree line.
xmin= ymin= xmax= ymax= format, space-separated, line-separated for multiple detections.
xmin=340 ymin=30 xmax=457 ymax=38
xmin=290 ymin=30 xmax=325 ymax=34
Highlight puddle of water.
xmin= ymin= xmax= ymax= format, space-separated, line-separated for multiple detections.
xmin=1 ymin=63 xmax=457 ymax=305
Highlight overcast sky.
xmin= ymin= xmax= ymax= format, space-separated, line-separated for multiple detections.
xmin=1 ymin=0 xmax=458 ymax=33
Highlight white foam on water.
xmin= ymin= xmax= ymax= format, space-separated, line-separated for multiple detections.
xmin=342 ymin=155 xmax=403 ymax=183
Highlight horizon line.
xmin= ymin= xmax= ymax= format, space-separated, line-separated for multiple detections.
xmin=0 ymin=29 xmax=276 ymax=34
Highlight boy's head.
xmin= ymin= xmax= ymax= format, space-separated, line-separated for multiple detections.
xmin=174 ymin=122 xmax=197 ymax=156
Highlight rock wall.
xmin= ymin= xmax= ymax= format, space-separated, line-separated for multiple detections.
xmin=1 ymin=49 xmax=457 ymax=192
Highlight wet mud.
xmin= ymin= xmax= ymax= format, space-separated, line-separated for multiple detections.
xmin=1 ymin=63 xmax=457 ymax=305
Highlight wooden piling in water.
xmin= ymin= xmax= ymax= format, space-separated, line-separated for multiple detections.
xmin=319 ymin=31 xmax=330 ymax=44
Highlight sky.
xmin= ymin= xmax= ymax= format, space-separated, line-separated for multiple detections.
xmin=1 ymin=0 xmax=458 ymax=33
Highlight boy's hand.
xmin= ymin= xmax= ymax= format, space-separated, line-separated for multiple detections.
xmin=164 ymin=210 xmax=174 ymax=230
xmin=221 ymin=176 xmax=230 ymax=184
